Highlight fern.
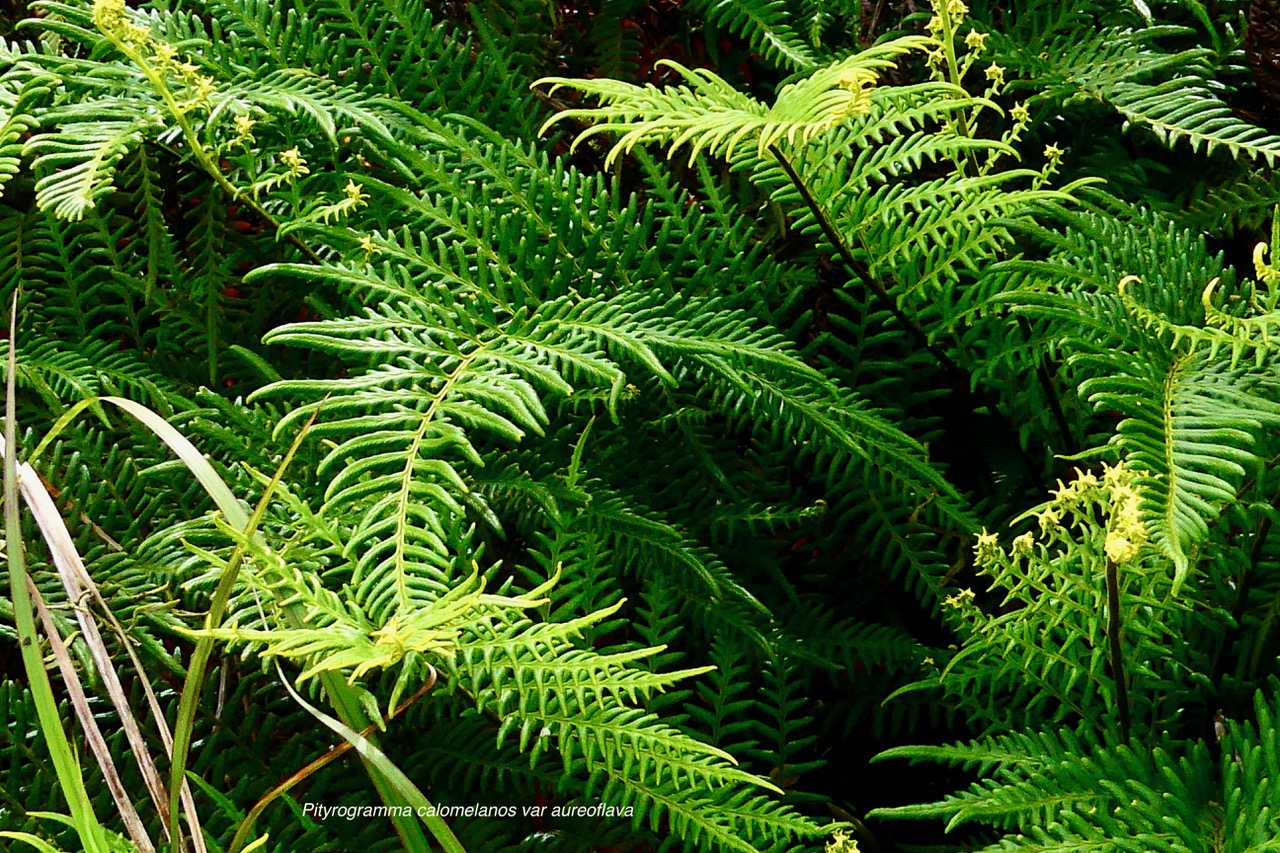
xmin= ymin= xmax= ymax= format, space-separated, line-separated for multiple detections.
xmin=6 ymin=0 xmax=1280 ymax=851
xmin=537 ymin=37 xmax=934 ymax=167
xmin=686 ymin=0 xmax=822 ymax=72
xmin=1109 ymin=76 xmax=1280 ymax=165
xmin=27 ymin=98 xmax=158 ymax=221
xmin=872 ymin=703 xmax=1280 ymax=852
xmin=988 ymin=15 xmax=1280 ymax=166
xmin=994 ymin=204 xmax=1280 ymax=588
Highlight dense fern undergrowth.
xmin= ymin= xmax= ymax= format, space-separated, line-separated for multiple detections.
xmin=3 ymin=0 xmax=1280 ymax=850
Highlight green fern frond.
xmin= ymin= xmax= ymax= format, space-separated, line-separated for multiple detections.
xmin=1087 ymin=347 xmax=1278 ymax=588
xmin=438 ymin=577 xmax=823 ymax=851
xmin=1108 ymin=77 xmax=1280 ymax=165
xmin=992 ymin=21 xmax=1280 ymax=165
xmin=995 ymin=25 xmax=1206 ymax=100
xmin=0 ymin=78 xmax=50 ymax=198
xmin=873 ymin=702 xmax=1280 ymax=851
xmin=535 ymin=37 xmax=935 ymax=167
xmin=699 ymin=369 xmax=977 ymax=534
xmin=26 ymin=99 xmax=158 ymax=221
xmin=1180 ymin=168 xmax=1280 ymax=236
xmin=573 ymin=484 xmax=772 ymax=645
xmin=222 ymin=67 xmax=423 ymax=161
xmin=889 ymin=736 xmax=1213 ymax=841
xmin=984 ymin=202 xmax=1280 ymax=588
xmin=687 ymin=0 xmax=821 ymax=71
xmin=1118 ymin=275 xmax=1280 ymax=369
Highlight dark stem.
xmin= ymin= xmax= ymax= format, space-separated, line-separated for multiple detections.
xmin=769 ymin=145 xmax=967 ymax=385
xmin=769 ymin=145 xmax=1049 ymax=490
xmin=1017 ymin=316 xmax=1077 ymax=456
xmin=1105 ymin=557 xmax=1131 ymax=739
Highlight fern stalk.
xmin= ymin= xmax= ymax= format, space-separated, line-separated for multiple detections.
xmin=1018 ymin=315 xmax=1077 ymax=455
xmin=769 ymin=142 xmax=1042 ymax=487
xmin=934 ymin=0 xmax=976 ymax=166
xmin=768 ymin=144 xmax=965 ymax=382
xmin=1104 ymin=556 xmax=1130 ymax=739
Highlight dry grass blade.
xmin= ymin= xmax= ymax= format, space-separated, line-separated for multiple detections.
xmin=5 ymin=427 xmax=207 ymax=853
xmin=8 ymin=434 xmax=171 ymax=826
xmin=29 ymin=577 xmax=155 ymax=853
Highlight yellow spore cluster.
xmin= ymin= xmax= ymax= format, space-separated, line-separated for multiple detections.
xmin=973 ymin=460 xmax=1149 ymax=571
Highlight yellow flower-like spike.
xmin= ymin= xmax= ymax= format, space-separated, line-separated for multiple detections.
xmin=343 ymin=179 xmax=368 ymax=204
xmin=1105 ymin=532 xmax=1140 ymax=564
xmin=974 ymin=528 xmax=1001 ymax=563
xmin=1036 ymin=506 xmax=1061 ymax=532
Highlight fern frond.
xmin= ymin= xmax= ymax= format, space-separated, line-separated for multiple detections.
xmin=0 ymin=78 xmax=50 ymax=198
xmin=221 ymin=67 xmax=424 ymax=162
xmin=1109 ymin=77 xmax=1280 ymax=165
xmin=437 ymin=572 xmax=822 ymax=851
xmin=686 ymin=0 xmax=821 ymax=71
xmin=1086 ymin=347 xmax=1278 ymax=587
xmin=879 ymin=727 xmax=1215 ymax=832
xmin=993 ymin=21 xmax=1280 ymax=165
xmin=1180 ymin=168 xmax=1280 ymax=236
xmin=995 ymin=25 xmax=1205 ymax=100
xmin=536 ymin=37 xmax=935 ymax=167
xmin=26 ymin=98 xmax=158 ymax=220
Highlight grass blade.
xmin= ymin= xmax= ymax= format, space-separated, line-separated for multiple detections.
xmin=275 ymin=663 xmax=466 ymax=853
xmin=3 ymin=295 xmax=112 ymax=853
xmin=30 ymin=579 xmax=154 ymax=853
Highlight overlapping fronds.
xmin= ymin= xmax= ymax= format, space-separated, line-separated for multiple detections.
xmin=992 ymin=19 xmax=1280 ymax=164
xmin=873 ymin=691 xmax=1280 ymax=853
xmin=992 ymin=204 xmax=1280 ymax=589
xmin=4 ymin=0 xmax=1280 ymax=851
xmin=873 ymin=728 xmax=1218 ymax=845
